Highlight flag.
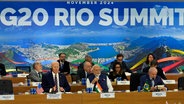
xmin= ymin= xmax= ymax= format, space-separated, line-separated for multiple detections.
xmin=94 ymin=82 xmax=103 ymax=93
xmin=143 ymin=81 xmax=150 ymax=92
xmin=36 ymin=83 xmax=44 ymax=94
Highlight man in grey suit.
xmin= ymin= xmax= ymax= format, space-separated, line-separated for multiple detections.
xmin=27 ymin=62 xmax=43 ymax=82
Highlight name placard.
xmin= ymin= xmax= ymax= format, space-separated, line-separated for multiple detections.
xmin=32 ymin=82 xmax=41 ymax=86
xmin=163 ymin=80 xmax=176 ymax=84
xmin=47 ymin=94 xmax=62 ymax=99
xmin=117 ymin=81 xmax=130 ymax=85
xmin=100 ymin=93 xmax=115 ymax=98
xmin=0 ymin=95 xmax=14 ymax=100
xmin=152 ymin=92 xmax=166 ymax=97
xmin=17 ymin=74 xmax=29 ymax=77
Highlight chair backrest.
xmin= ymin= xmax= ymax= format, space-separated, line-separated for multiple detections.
xmin=65 ymin=74 xmax=72 ymax=83
xmin=71 ymin=73 xmax=78 ymax=82
xmin=0 ymin=80 xmax=13 ymax=95
xmin=130 ymin=73 xmax=146 ymax=91
xmin=178 ymin=77 xmax=184 ymax=90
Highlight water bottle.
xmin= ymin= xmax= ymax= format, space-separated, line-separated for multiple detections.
xmin=86 ymin=87 xmax=92 ymax=93
xmin=27 ymin=79 xmax=31 ymax=86
xmin=137 ymin=86 xmax=141 ymax=92
xmin=81 ymin=78 xmax=86 ymax=85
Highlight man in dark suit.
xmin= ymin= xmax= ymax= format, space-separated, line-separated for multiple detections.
xmin=140 ymin=67 xmax=167 ymax=92
xmin=109 ymin=53 xmax=132 ymax=73
xmin=77 ymin=61 xmax=92 ymax=81
xmin=27 ymin=62 xmax=43 ymax=82
xmin=0 ymin=63 xmax=6 ymax=76
xmin=57 ymin=53 xmax=70 ymax=75
xmin=41 ymin=62 xmax=71 ymax=93
xmin=78 ymin=55 xmax=94 ymax=73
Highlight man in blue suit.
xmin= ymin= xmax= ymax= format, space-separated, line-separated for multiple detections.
xmin=41 ymin=62 xmax=71 ymax=93
xmin=140 ymin=67 xmax=167 ymax=92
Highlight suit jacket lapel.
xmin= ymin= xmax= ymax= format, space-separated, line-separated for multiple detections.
xmin=49 ymin=72 xmax=55 ymax=86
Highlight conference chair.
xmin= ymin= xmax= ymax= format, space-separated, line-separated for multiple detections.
xmin=178 ymin=77 xmax=184 ymax=90
xmin=0 ymin=80 xmax=13 ymax=94
xmin=130 ymin=73 xmax=146 ymax=91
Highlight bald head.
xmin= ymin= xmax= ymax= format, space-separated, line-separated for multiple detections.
xmin=91 ymin=64 xmax=101 ymax=76
xmin=148 ymin=67 xmax=158 ymax=79
xmin=51 ymin=62 xmax=59 ymax=74
xmin=83 ymin=61 xmax=92 ymax=73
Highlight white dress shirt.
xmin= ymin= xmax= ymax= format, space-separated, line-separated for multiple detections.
xmin=49 ymin=72 xmax=60 ymax=92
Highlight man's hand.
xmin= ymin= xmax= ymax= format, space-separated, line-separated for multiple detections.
xmin=52 ymin=85 xmax=57 ymax=92
xmin=91 ymin=77 xmax=99 ymax=84
xmin=60 ymin=87 xmax=65 ymax=92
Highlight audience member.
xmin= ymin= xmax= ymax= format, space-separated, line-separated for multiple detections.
xmin=140 ymin=67 xmax=167 ymax=92
xmin=77 ymin=61 xmax=92 ymax=81
xmin=78 ymin=55 xmax=94 ymax=72
xmin=142 ymin=59 xmax=167 ymax=80
xmin=27 ymin=62 xmax=43 ymax=82
xmin=57 ymin=53 xmax=70 ymax=75
xmin=0 ymin=63 xmax=6 ymax=76
xmin=141 ymin=53 xmax=156 ymax=71
xmin=109 ymin=53 xmax=132 ymax=73
xmin=108 ymin=62 xmax=128 ymax=81
xmin=42 ymin=62 xmax=71 ymax=93
xmin=86 ymin=65 xmax=113 ymax=92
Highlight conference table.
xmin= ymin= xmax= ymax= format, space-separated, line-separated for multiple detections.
xmin=0 ymin=91 xmax=183 ymax=104
xmin=2 ymin=73 xmax=183 ymax=94
xmin=12 ymin=83 xmax=178 ymax=95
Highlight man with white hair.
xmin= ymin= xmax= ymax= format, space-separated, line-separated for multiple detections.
xmin=42 ymin=62 xmax=71 ymax=93
xmin=140 ymin=67 xmax=167 ymax=92
xmin=27 ymin=62 xmax=43 ymax=82
xmin=86 ymin=64 xmax=113 ymax=92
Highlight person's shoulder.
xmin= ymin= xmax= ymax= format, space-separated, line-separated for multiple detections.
xmin=59 ymin=73 xmax=66 ymax=77
xmin=64 ymin=60 xmax=70 ymax=64
xmin=78 ymin=62 xmax=84 ymax=66
xmin=156 ymin=66 xmax=162 ymax=70
xmin=29 ymin=70 xmax=34 ymax=75
xmin=88 ymin=73 xmax=95 ymax=78
xmin=140 ymin=74 xmax=148 ymax=79
xmin=0 ymin=63 xmax=5 ymax=67
xmin=44 ymin=71 xmax=52 ymax=76
xmin=143 ymin=66 xmax=150 ymax=72
xmin=155 ymin=75 xmax=162 ymax=79
xmin=100 ymin=73 xmax=108 ymax=78
xmin=110 ymin=60 xmax=117 ymax=64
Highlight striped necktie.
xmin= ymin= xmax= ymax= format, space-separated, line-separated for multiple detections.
xmin=55 ymin=74 xmax=58 ymax=92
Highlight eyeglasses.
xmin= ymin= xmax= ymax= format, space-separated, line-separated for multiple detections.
xmin=115 ymin=67 xmax=121 ymax=68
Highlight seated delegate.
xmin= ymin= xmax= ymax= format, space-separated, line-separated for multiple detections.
xmin=108 ymin=62 xmax=128 ymax=81
xmin=41 ymin=62 xmax=71 ymax=93
xmin=86 ymin=64 xmax=113 ymax=92
xmin=140 ymin=67 xmax=167 ymax=92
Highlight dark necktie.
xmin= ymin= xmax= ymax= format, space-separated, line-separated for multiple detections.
xmin=55 ymin=74 xmax=58 ymax=92
xmin=151 ymin=78 xmax=155 ymax=87
xmin=38 ymin=72 xmax=42 ymax=78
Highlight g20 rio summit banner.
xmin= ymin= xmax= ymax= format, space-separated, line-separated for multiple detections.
xmin=0 ymin=1 xmax=184 ymax=73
